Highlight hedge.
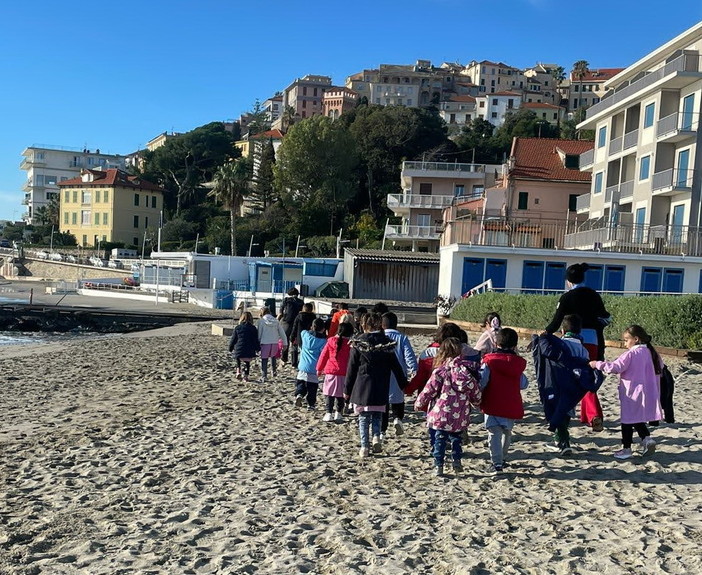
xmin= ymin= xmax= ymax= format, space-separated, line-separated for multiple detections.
xmin=449 ymin=292 xmax=702 ymax=350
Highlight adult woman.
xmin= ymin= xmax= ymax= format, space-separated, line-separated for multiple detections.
xmin=544 ymin=262 xmax=610 ymax=432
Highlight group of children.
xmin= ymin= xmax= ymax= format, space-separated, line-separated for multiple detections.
xmin=229 ymin=298 xmax=671 ymax=475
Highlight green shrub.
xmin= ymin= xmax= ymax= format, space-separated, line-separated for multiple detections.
xmin=450 ymin=292 xmax=702 ymax=349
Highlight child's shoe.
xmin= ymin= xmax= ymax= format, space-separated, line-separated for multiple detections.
xmin=322 ymin=412 xmax=334 ymax=422
xmin=359 ymin=446 xmax=370 ymax=458
xmin=393 ymin=418 xmax=404 ymax=436
xmin=294 ymin=395 xmax=303 ymax=408
xmin=640 ymin=437 xmax=656 ymax=456
xmin=591 ymin=417 xmax=604 ymax=432
xmin=614 ymin=448 xmax=633 ymax=460
xmin=434 ymin=465 xmax=444 ymax=477
xmin=333 ymin=411 xmax=343 ymax=422
xmin=372 ymin=435 xmax=383 ymax=453
xmin=235 ymin=369 xmax=242 ymax=380
xmin=452 ymin=462 xmax=464 ymax=474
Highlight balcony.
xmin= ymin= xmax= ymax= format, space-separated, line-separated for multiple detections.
xmin=387 ymin=193 xmax=454 ymax=213
xmin=385 ymin=224 xmax=440 ymax=241
xmin=19 ymin=155 xmax=46 ymax=170
xmin=619 ymin=180 xmax=635 ymax=203
xmin=401 ymin=161 xmax=489 ymax=179
xmin=585 ymin=53 xmax=702 ymax=120
xmin=604 ymin=185 xmax=620 ymax=204
xmin=608 ymin=136 xmax=623 ymax=155
xmin=623 ymin=129 xmax=639 ymax=151
xmin=656 ymin=111 xmax=698 ymax=142
xmin=579 ymin=149 xmax=594 ymax=169
xmin=652 ymin=168 xmax=694 ymax=196
xmin=576 ymin=193 xmax=591 ymax=213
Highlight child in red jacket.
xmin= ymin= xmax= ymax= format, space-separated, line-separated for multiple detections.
xmin=317 ymin=322 xmax=354 ymax=422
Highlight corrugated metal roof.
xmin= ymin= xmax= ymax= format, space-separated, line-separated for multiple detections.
xmin=344 ymin=249 xmax=440 ymax=264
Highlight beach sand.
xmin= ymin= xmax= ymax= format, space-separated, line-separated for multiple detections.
xmin=1 ymin=323 xmax=701 ymax=574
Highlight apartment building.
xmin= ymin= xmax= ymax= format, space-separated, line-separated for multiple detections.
xmin=463 ymin=60 xmax=525 ymax=95
xmin=282 ymin=75 xmax=332 ymax=119
xmin=523 ymin=63 xmax=562 ymax=105
xmin=574 ymin=21 xmax=702 ymax=254
xmin=385 ymin=160 xmax=502 ymax=252
xmin=322 ymin=87 xmax=358 ymax=119
xmin=565 ymin=67 xmax=624 ymax=113
xmin=263 ymin=95 xmax=283 ymax=123
xmin=439 ymin=95 xmax=477 ymax=132
xmin=58 ymin=169 xmax=164 ymax=248
xmin=482 ymin=91 xmax=524 ymax=127
xmin=20 ymin=145 xmax=126 ymax=224
xmin=522 ymin=102 xmax=566 ymax=126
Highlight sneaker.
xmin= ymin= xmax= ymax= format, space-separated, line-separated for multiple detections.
xmin=485 ymin=464 xmax=502 ymax=475
xmin=372 ymin=435 xmax=383 ymax=453
xmin=379 ymin=432 xmax=386 ymax=442
xmin=271 ymin=370 xmax=277 ymax=378
xmin=434 ymin=465 xmax=444 ymax=477
xmin=544 ymin=442 xmax=561 ymax=452
xmin=261 ymin=375 xmax=267 ymax=383
xmin=322 ymin=412 xmax=334 ymax=423
xmin=333 ymin=411 xmax=343 ymax=422
xmin=393 ymin=418 xmax=404 ymax=437
xmin=243 ymin=376 xmax=250 ymax=382
xmin=452 ymin=462 xmax=464 ymax=473
xmin=307 ymin=405 xmax=316 ymax=412
xmin=591 ymin=417 xmax=604 ymax=432
xmin=560 ymin=446 xmax=573 ymax=456
xmin=294 ymin=395 xmax=303 ymax=408
xmin=359 ymin=446 xmax=370 ymax=458
xmin=494 ymin=464 xmax=504 ymax=473
xmin=235 ymin=369 xmax=242 ymax=380
xmin=641 ymin=437 xmax=656 ymax=456
xmin=614 ymin=448 xmax=633 ymax=460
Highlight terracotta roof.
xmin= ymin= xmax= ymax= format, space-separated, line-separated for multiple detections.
xmin=448 ymin=95 xmax=476 ymax=103
xmin=509 ymin=138 xmax=593 ymax=183
xmin=572 ymin=68 xmax=625 ymax=82
xmin=523 ymin=102 xmax=562 ymax=110
xmin=251 ymin=129 xmax=285 ymax=140
xmin=58 ymin=169 xmax=165 ymax=192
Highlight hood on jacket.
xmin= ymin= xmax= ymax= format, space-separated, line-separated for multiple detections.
xmin=350 ymin=332 xmax=397 ymax=354
xmin=444 ymin=357 xmax=479 ymax=393
xmin=260 ymin=314 xmax=278 ymax=326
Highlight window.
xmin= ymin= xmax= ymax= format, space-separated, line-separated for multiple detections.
xmin=134 ymin=193 xmax=139 ymax=206
xmin=644 ymin=103 xmax=655 ymax=128
xmin=508 ymin=99 xmax=514 ymax=108
xmin=72 ymin=191 xmax=78 ymax=203
xmin=491 ymin=112 xmax=498 ymax=118
xmin=518 ymin=191 xmax=528 ymax=209
xmin=95 ymin=190 xmax=100 ymax=203
xmin=81 ymin=210 xmax=91 ymax=225
xmin=417 ymin=214 xmax=431 ymax=227
xmin=94 ymin=213 xmax=100 ymax=225
xmin=594 ymin=172 xmax=604 ymax=194
xmin=407 ymin=99 xmax=412 ymax=106
xmin=72 ymin=212 xmax=77 ymax=225
xmin=145 ymin=216 xmax=149 ymax=228
xmin=64 ymin=212 xmax=69 ymax=224
xmin=597 ymin=126 xmax=607 ymax=148
xmin=64 ymin=191 xmax=70 ymax=203
xmin=103 ymin=213 xmax=108 ymax=226
xmin=82 ymin=191 xmax=91 ymax=204
xmin=83 ymin=235 xmax=87 ymax=246
xmin=419 ymin=183 xmax=432 ymax=195
xmin=639 ymin=155 xmax=651 ymax=181
xmin=564 ymin=155 xmax=579 ymax=169
xmin=454 ymin=184 xmax=465 ymax=197
xmin=133 ymin=215 xmax=139 ymax=228
xmin=635 ymin=207 xmax=646 ymax=243
xmin=313 ymin=87 xmax=317 ymax=97
xmin=104 ymin=190 xmax=109 ymax=203
xmin=303 ymin=87 xmax=307 ymax=96
xmin=133 ymin=237 xmax=139 ymax=246
xmin=568 ymin=194 xmax=578 ymax=211
xmin=302 ymin=100 xmax=307 ymax=108
xmin=305 ymin=262 xmax=338 ymax=276
xmin=151 ymin=196 xmax=157 ymax=208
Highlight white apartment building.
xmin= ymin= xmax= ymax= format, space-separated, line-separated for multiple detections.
xmin=20 ymin=145 xmax=126 ymax=224
xmin=482 ymin=91 xmax=523 ymax=127
xmin=575 ymin=20 xmax=702 ymax=248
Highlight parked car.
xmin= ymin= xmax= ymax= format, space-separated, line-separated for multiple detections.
xmin=35 ymin=251 xmax=49 ymax=260
xmin=108 ymin=260 xmax=123 ymax=269
xmin=0 ymin=239 xmax=11 ymax=248
xmin=49 ymin=252 xmax=63 ymax=261
xmin=89 ymin=256 xmax=105 ymax=267
xmin=65 ymin=254 xmax=76 ymax=263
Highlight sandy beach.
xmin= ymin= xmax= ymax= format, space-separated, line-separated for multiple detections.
xmin=1 ymin=322 xmax=701 ymax=574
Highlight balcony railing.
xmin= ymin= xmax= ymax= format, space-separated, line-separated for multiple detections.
xmin=623 ymin=129 xmax=639 ymax=150
xmin=608 ymin=136 xmax=623 ymax=155
xmin=441 ymin=215 xmax=702 ymax=256
xmin=586 ymin=53 xmax=702 ymax=119
xmin=619 ymin=179 xmax=634 ymax=201
xmin=387 ymin=193 xmax=455 ymax=210
xmin=402 ymin=161 xmax=487 ymax=174
xmin=656 ymin=111 xmax=699 ymax=139
xmin=385 ymin=224 xmax=440 ymax=241
xmin=579 ymin=148 xmax=594 ymax=168
xmin=605 ymin=185 xmax=620 ymax=204
xmin=576 ymin=193 xmax=590 ymax=211
xmin=652 ymin=168 xmax=694 ymax=193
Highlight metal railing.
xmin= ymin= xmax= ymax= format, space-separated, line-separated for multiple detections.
xmin=387 ymin=193 xmax=455 ymax=209
xmin=385 ymin=224 xmax=440 ymax=240
xmin=576 ymin=193 xmax=590 ymax=211
xmin=579 ymin=148 xmax=594 ymax=167
xmin=402 ymin=161 xmax=487 ymax=174
xmin=609 ymin=136 xmax=623 ymax=155
xmin=441 ymin=215 xmax=702 ymax=256
xmin=652 ymin=168 xmax=694 ymax=192
xmin=656 ymin=111 xmax=698 ymax=138
xmin=623 ymin=129 xmax=639 ymax=150
xmin=619 ymin=179 xmax=634 ymax=201
xmin=586 ymin=53 xmax=702 ymax=118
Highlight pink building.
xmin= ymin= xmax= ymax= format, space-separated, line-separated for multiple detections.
xmin=322 ymin=87 xmax=358 ymax=119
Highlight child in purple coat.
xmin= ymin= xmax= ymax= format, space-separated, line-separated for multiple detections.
xmin=591 ymin=324 xmax=663 ymax=460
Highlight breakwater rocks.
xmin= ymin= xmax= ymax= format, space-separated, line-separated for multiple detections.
xmin=0 ymin=304 xmax=215 ymax=334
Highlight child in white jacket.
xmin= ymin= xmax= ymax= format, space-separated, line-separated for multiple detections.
xmin=257 ymin=307 xmax=288 ymax=382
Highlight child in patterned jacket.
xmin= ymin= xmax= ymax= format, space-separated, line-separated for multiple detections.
xmin=414 ymin=337 xmax=482 ymax=477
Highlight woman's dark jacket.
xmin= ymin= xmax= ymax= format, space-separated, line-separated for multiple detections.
xmin=344 ymin=331 xmax=408 ymax=407
xmin=228 ymin=323 xmax=260 ymax=358
xmin=291 ymin=312 xmax=316 ymax=344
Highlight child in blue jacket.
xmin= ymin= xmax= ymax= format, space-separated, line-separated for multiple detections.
xmin=296 ymin=318 xmax=328 ymax=410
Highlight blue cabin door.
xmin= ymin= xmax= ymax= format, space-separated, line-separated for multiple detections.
xmin=604 ymin=266 xmax=625 ymax=292
xmin=544 ymin=262 xmax=566 ymax=294
xmin=640 ymin=268 xmax=662 ymax=293
xmin=485 ymin=259 xmax=507 ymax=291
xmin=584 ymin=265 xmax=604 ymax=291
xmin=663 ymin=269 xmax=684 ymax=293
xmin=522 ymin=261 xmax=544 ymax=294
xmin=461 ymin=258 xmax=485 ymax=295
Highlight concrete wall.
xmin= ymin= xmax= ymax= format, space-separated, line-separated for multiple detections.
xmin=18 ymin=258 xmax=131 ymax=281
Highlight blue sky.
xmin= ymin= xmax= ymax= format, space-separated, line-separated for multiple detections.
xmin=2 ymin=1 xmax=702 ymax=221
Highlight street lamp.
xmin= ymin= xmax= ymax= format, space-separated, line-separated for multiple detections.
xmin=50 ymin=225 xmax=55 ymax=252
xmin=247 ymin=235 xmax=259 ymax=257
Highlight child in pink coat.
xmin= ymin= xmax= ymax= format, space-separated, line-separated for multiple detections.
xmin=317 ymin=322 xmax=354 ymax=423
xmin=590 ymin=324 xmax=663 ymax=460
xmin=414 ymin=337 xmax=482 ymax=477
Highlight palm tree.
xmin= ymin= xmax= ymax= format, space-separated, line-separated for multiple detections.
xmin=208 ymin=158 xmax=252 ymax=255
xmin=281 ymin=105 xmax=297 ymax=134
xmin=573 ymin=60 xmax=590 ymax=112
